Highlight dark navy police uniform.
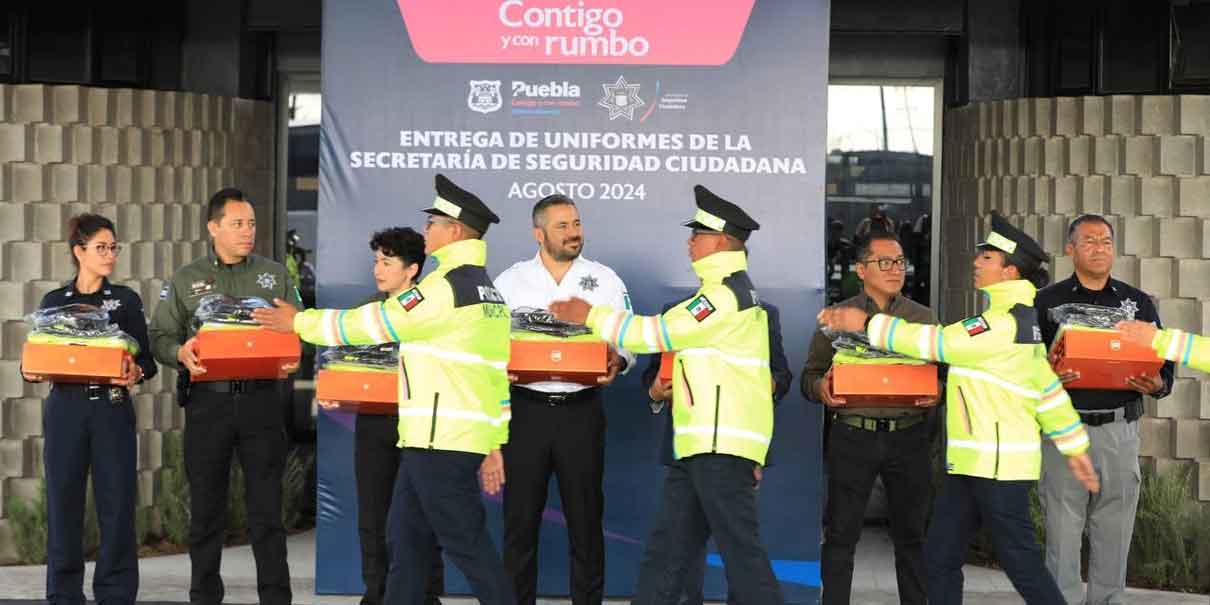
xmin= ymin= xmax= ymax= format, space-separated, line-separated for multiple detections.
xmin=36 ymin=278 xmax=157 ymax=605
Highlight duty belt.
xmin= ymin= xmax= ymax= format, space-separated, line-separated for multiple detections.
xmin=514 ymin=385 xmax=600 ymax=406
xmin=191 ymin=379 xmax=279 ymax=394
xmin=833 ymin=413 xmax=925 ymax=433
xmin=53 ymin=383 xmax=130 ymax=403
xmin=1078 ymin=399 xmax=1143 ymax=427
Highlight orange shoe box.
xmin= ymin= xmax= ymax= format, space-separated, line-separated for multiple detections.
xmin=1052 ymin=329 xmax=1163 ymax=390
xmin=508 ymin=339 xmax=608 ymax=386
xmin=193 ymin=328 xmax=301 ymax=382
xmin=832 ymin=363 xmax=940 ymax=407
xmin=316 ymin=369 xmax=398 ymax=414
xmin=658 ymin=352 xmax=674 ymax=383
xmin=21 ymin=342 xmax=131 ymax=383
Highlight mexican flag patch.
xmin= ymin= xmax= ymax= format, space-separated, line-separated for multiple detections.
xmin=399 ymin=287 xmax=424 ymax=311
xmin=962 ymin=315 xmax=991 ymax=337
xmin=686 ymin=295 xmax=716 ymax=322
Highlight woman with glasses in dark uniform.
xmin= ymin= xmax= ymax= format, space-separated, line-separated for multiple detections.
xmin=22 ymin=213 xmax=157 ymax=605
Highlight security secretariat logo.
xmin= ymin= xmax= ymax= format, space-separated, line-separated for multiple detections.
xmin=597 ymin=76 xmax=645 ymax=120
xmin=467 ymin=80 xmax=502 ymax=114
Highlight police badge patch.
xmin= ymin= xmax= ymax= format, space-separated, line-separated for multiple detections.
xmin=467 ymin=80 xmax=502 ymax=114
xmin=686 ymin=295 xmax=715 ymax=322
xmin=256 ymin=272 xmax=277 ymax=290
xmin=962 ymin=315 xmax=991 ymax=337
xmin=579 ymin=275 xmax=599 ymax=292
xmin=399 ymin=287 xmax=424 ymax=311
xmin=1119 ymin=298 xmax=1139 ymax=320
xmin=101 ymin=299 xmax=121 ymax=312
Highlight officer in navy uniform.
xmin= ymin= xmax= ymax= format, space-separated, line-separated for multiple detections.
xmin=22 ymin=214 xmax=157 ymax=605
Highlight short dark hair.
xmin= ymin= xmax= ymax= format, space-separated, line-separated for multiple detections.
xmin=1067 ymin=214 xmax=1115 ymax=242
xmin=532 ymin=194 xmax=576 ymax=228
xmin=854 ymin=232 xmax=902 ymax=262
xmin=207 ymin=187 xmax=250 ymax=222
xmin=370 ymin=227 xmax=426 ymax=270
xmin=67 ymin=213 xmax=117 ymax=268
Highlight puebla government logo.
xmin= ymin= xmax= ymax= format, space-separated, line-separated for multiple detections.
xmin=467 ymin=80 xmax=503 ymax=114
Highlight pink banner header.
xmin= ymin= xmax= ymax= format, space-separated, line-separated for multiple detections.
xmin=396 ymin=0 xmax=756 ymax=65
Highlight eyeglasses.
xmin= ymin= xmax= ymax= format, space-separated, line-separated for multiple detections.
xmin=84 ymin=243 xmax=122 ymax=256
xmin=425 ymin=217 xmax=457 ymax=231
xmin=859 ymin=256 xmax=907 ymax=271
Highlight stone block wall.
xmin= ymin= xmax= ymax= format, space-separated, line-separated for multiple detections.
xmin=942 ymin=95 xmax=1210 ymax=501
xmin=0 ymin=84 xmax=274 ymax=562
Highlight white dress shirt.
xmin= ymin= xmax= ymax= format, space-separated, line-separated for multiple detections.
xmin=494 ymin=252 xmax=635 ymax=393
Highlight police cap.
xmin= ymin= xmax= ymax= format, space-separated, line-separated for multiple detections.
xmin=682 ymin=185 xmax=760 ymax=242
xmin=977 ymin=212 xmax=1048 ymax=270
xmin=424 ymin=174 xmax=501 ymax=235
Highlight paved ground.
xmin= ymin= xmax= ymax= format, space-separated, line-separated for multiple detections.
xmin=0 ymin=527 xmax=1205 ymax=604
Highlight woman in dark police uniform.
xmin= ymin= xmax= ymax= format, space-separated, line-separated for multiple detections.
xmin=22 ymin=213 xmax=157 ymax=605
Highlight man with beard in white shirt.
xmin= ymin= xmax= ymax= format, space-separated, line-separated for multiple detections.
xmin=493 ymin=194 xmax=634 ymax=605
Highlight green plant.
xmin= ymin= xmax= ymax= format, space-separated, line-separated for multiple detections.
xmin=227 ymin=459 xmax=247 ymax=535
xmin=281 ymin=447 xmax=314 ymax=530
xmin=1127 ymin=465 xmax=1201 ymax=590
xmin=158 ymin=430 xmax=191 ymax=545
xmin=82 ymin=478 xmax=99 ymax=556
xmin=5 ymin=480 xmax=48 ymax=564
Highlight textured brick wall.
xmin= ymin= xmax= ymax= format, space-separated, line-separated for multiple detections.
xmin=941 ymin=95 xmax=1210 ymax=501
xmin=0 ymin=84 xmax=274 ymax=562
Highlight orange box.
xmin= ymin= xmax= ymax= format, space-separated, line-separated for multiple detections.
xmin=1052 ymin=328 xmax=1163 ymax=390
xmin=21 ymin=342 xmax=131 ymax=383
xmin=832 ymin=363 xmax=940 ymax=407
xmin=193 ymin=328 xmax=301 ymax=382
xmin=658 ymin=352 xmax=674 ymax=383
xmin=316 ymin=369 xmax=398 ymax=414
xmin=508 ymin=339 xmax=608 ymax=386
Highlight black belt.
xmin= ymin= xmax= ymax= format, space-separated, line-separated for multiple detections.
xmin=53 ymin=383 xmax=130 ymax=402
xmin=1078 ymin=399 xmax=1143 ymax=427
xmin=514 ymin=385 xmax=600 ymax=406
xmin=833 ymin=413 xmax=925 ymax=433
xmin=191 ymin=379 xmax=279 ymax=394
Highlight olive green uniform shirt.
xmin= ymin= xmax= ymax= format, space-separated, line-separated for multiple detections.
xmin=149 ymin=248 xmax=301 ymax=370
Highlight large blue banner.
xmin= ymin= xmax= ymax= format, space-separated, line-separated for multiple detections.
xmin=317 ymin=0 xmax=830 ymax=601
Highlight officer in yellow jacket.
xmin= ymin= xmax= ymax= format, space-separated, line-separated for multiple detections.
xmin=551 ymin=185 xmax=781 ymax=605
xmin=818 ymin=213 xmax=1099 ymax=605
xmin=1117 ymin=320 xmax=1210 ymax=372
xmin=253 ymin=174 xmax=514 ymax=605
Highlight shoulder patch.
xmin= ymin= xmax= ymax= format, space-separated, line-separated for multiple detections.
xmin=1009 ymin=304 xmax=1042 ymax=344
xmin=159 ymin=284 xmax=170 ymax=300
xmin=446 ymin=265 xmax=504 ymax=308
xmin=721 ymin=270 xmax=758 ymax=311
xmin=962 ymin=315 xmax=991 ymax=337
xmin=686 ymin=294 xmax=716 ymax=322
xmin=398 ymin=287 xmax=424 ymax=311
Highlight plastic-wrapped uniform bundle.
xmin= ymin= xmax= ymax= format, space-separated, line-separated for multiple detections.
xmin=191 ymin=294 xmax=274 ymax=330
xmin=1048 ymin=302 xmax=1132 ymax=335
xmin=511 ymin=306 xmax=592 ymax=337
xmin=822 ymin=326 xmax=926 ymax=367
xmin=319 ymin=343 xmax=399 ymax=373
xmin=25 ymin=303 xmax=139 ymax=354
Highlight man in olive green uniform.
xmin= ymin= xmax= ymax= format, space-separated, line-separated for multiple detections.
xmin=551 ymin=185 xmax=782 ymax=605
xmin=252 ymin=174 xmax=514 ymax=605
xmin=149 ymin=188 xmax=299 ymax=605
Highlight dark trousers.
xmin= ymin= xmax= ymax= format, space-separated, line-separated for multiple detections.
xmin=926 ymin=475 xmax=1064 ymax=605
xmin=502 ymin=389 xmax=605 ymax=605
xmin=184 ymin=385 xmax=291 ymax=605
xmin=821 ymin=419 xmax=930 ymax=605
xmin=633 ymin=454 xmax=782 ymax=605
xmin=43 ymin=385 xmax=138 ymax=605
xmin=354 ymin=413 xmax=444 ymax=605
xmin=384 ymin=448 xmax=513 ymax=605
